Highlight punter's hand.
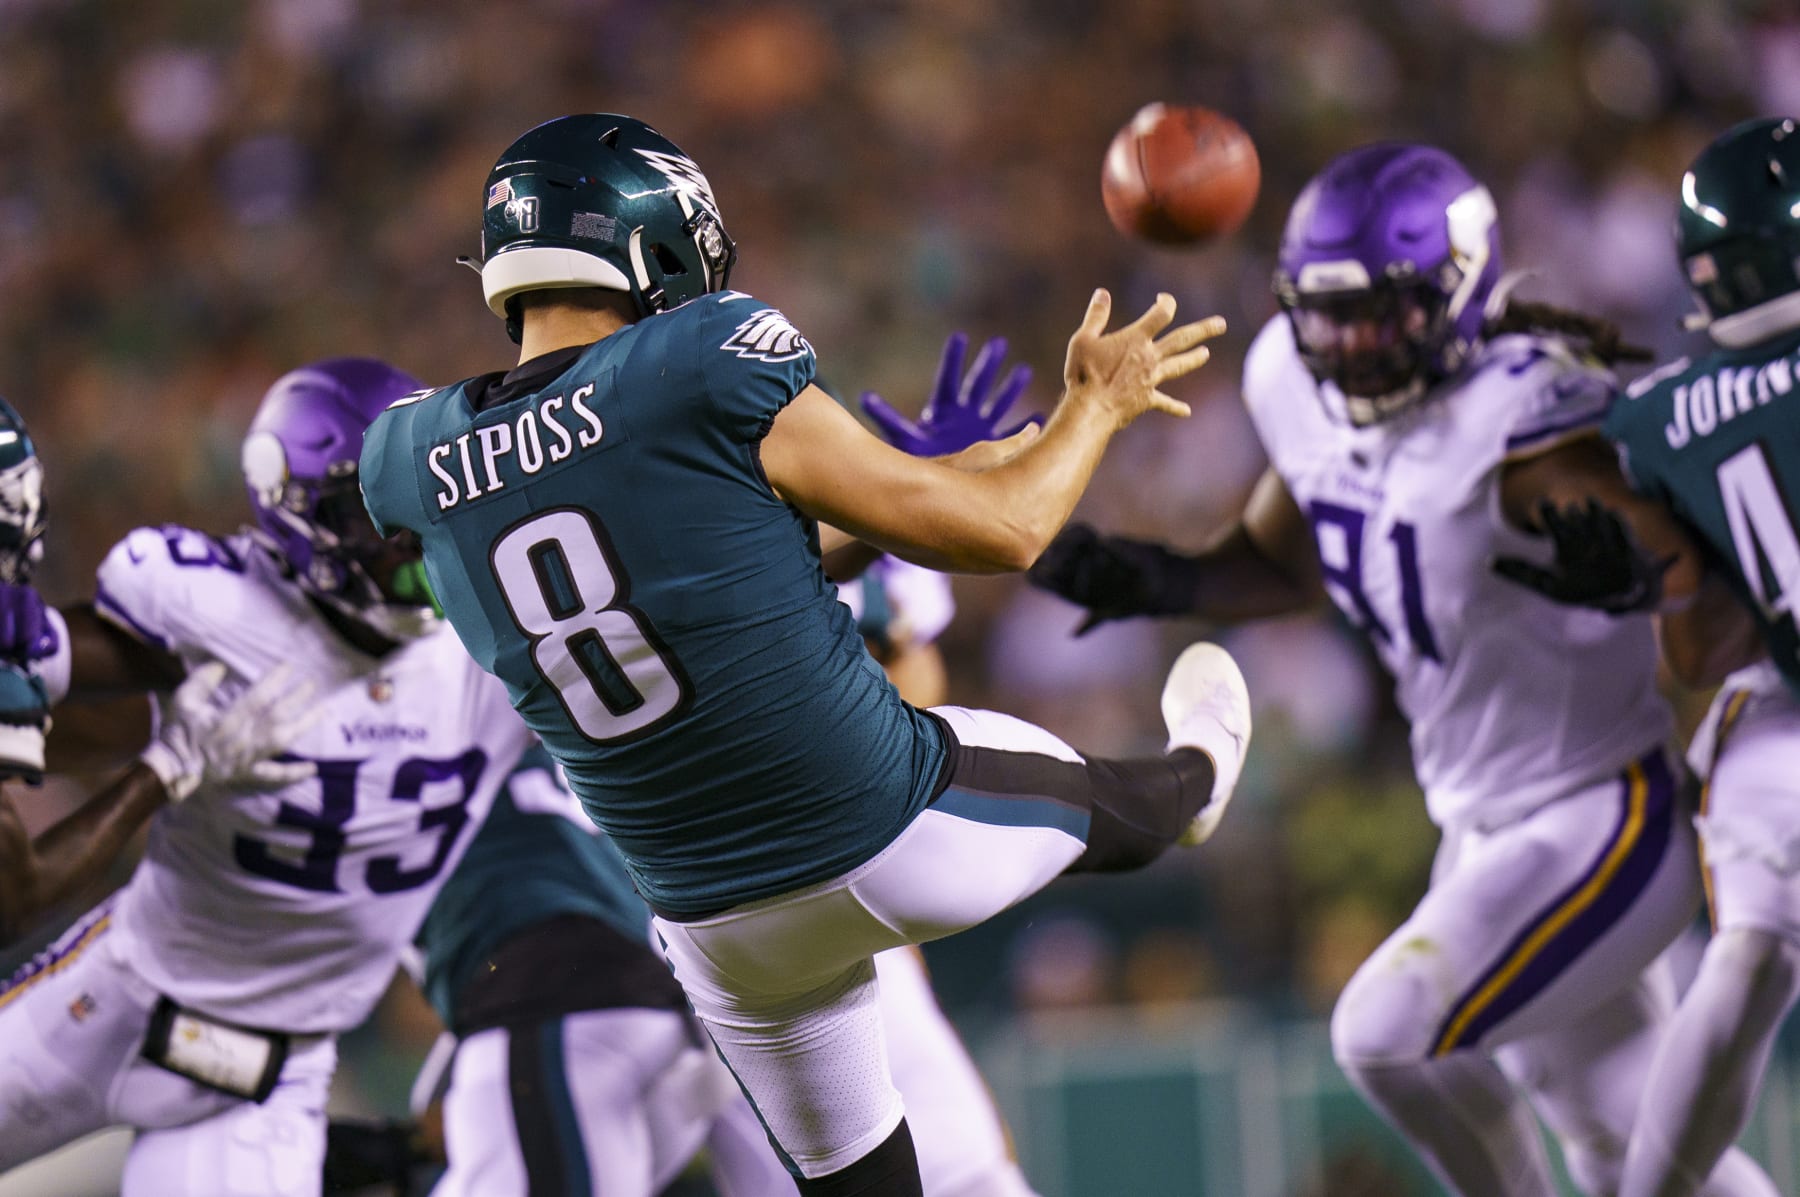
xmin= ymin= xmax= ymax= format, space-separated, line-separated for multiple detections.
xmin=861 ymin=332 xmax=1039 ymax=457
xmin=1062 ymin=290 xmax=1225 ymax=430
xmin=1492 ymin=499 xmax=1672 ymax=615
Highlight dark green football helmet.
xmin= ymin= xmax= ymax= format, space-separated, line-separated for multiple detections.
xmin=478 ymin=115 xmax=737 ymax=338
xmin=1676 ymin=117 xmax=1800 ymax=346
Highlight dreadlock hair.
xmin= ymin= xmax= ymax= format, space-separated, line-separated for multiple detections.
xmin=1484 ymin=297 xmax=1653 ymax=366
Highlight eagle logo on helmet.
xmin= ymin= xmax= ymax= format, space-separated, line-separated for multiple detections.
xmin=635 ymin=148 xmax=725 ymax=224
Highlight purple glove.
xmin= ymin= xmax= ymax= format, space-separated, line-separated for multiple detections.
xmin=861 ymin=333 xmax=1040 ymax=457
xmin=0 ymin=583 xmax=54 ymax=664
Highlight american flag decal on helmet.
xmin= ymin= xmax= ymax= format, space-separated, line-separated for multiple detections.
xmin=486 ymin=178 xmax=514 ymax=208
xmin=722 ymin=309 xmax=812 ymax=364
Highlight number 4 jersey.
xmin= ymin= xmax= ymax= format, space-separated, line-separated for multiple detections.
xmin=1606 ymin=328 xmax=1800 ymax=691
xmin=360 ymin=291 xmax=944 ymax=920
xmin=93 ymin=526 xmax=534 ymax=1033
xmin=1245 ymin=316 xmax=1671 ymax=829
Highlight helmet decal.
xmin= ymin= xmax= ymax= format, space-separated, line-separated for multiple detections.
xmin=635 ymin=147 xmax=724 ymax=224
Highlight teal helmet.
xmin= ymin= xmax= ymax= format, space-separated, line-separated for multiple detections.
xmin=1677 ymin=117 xmax=1800 ymax=347
xmin=478 ymin=114 xmax=737 ymax=339
xmin=0 ymin=398 xmax=44 ymax=584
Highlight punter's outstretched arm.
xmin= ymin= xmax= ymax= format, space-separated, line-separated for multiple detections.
xmin=761 ymin=291 xmax=1223 ymax=574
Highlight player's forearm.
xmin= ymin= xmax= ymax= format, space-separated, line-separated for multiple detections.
xmin=1 ymin=764 xmax=167 ymax=945
xmin=1175 ymin=523 xmax=1324 ymax=621
xmin=1659 ymin=572 xmax=1765 ymax=690
xmin=947 ymin=394 xmax=1119 ymax=572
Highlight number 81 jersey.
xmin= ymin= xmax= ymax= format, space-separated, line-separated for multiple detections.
xmin=93 ymin=526 xmax=534 ymax=1033
xmin=1607 ymin=328 xmax=1800 ymax=693
xmin=1245 ymin=317 xmax=1671 ymax=829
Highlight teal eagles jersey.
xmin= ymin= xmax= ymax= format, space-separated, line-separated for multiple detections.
xmin=415 ymin=748 xmax=648 ymax=1026
xmin=1606 ymin=327 xmax=1800 ymax=690
xmin=361 ymin=290 xmax=945 ymax=917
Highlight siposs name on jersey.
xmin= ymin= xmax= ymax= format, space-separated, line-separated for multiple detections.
xmin=425 ymin=383 xmax=605 ymax=512
xmin=1646 ymin=347 xmax=1800 ymax=450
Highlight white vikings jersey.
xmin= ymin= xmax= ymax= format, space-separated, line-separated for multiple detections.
xmin=93 ymin=526 xmax=534 ymax=1032
xmin=1243 ymin=317 xmax=1671 ymax=828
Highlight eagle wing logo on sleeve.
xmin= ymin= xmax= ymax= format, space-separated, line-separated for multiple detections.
xmin=721 ymin=309 xmax=812 ymax=364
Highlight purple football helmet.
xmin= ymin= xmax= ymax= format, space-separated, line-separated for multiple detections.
xmin=241 ymin=358 xmax=436 ymax=638
xmin=1274 ymin=143 xmax=1502 ymax=425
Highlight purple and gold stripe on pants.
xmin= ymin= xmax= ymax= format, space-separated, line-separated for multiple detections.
xmin=1431 ymin=750 xmax=1677 ymax=1056
xmin=0 ymin=906 xmax=112 ymax=1012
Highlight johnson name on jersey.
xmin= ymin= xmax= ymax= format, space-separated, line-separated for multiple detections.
xmin=1244 ymin=317 xmax=1670 ymax=828
xmin=361 ymin=291 xmax=945 ymax=919
xmin=92 ymin=525 xmax=534 ymax=1033
xmin=1607 ymin=326 xmax=1800 ymax=688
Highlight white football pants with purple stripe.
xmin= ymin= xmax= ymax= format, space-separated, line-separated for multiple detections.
xmin=0 ymin=900 xmax=336 ymax=1196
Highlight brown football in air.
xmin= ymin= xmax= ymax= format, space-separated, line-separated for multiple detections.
xmin=1102 ymin=103 xmax=1261 ymax=245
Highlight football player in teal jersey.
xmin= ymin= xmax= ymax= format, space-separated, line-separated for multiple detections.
xmin=1515 ymin=117 xmax=1800 ymax=1197
xmin=360 ymin=113 xmax=1247 ymax=1195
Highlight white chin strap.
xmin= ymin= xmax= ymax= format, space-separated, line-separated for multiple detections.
xmin=1708 ymin=291 xmax=1800 ymax=348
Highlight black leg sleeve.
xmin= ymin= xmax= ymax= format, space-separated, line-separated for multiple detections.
xmin=1064 ymin=748 xmax=1216 ymax=873
xmin=930 ymin=710 xmax=1217 ymax=875
xmin=794 ymin=1119 xmax=923 ymax=1197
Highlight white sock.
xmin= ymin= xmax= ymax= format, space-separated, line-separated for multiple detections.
xmin=1339 ymin=1053 xmax=1553 ymax=1197
xmin=1620 ymin=928 xmax=1799 ymax=1197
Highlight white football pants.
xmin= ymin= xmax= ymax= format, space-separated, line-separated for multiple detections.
xmin=655 ymin=707 xmax=1097 ymax=1180
xmin=0 ymin=900 xmax=336 ymax=1197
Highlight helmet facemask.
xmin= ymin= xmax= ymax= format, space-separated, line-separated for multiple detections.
xmin=246 ymin=452 xmax=441 ymax=643
xmin=1281 ymin=271 xmax=1456 ymax=426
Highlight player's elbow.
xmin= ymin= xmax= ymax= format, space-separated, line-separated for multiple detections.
xmin=966 ymin=515 xmax=1053 ymax=574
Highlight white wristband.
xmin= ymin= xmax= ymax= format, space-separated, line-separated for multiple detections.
xmin=140 ymin=739 xmax=196 ymax=803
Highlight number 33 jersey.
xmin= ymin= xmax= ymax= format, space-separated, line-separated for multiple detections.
xmin=93 ymin=526 xmax=535 ymax=1033
xmin=1244 ymin=316 xmax=1671 ymax=829
xmin=1606 ymin=328 xmax=1800 ymax=692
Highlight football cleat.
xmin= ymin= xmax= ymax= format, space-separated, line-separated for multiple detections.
xmin=1160 ymin=641 xmax=1251 ymax=847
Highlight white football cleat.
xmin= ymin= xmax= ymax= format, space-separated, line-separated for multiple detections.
xmin=1160 ymin=641 xmax=1251 ymax=847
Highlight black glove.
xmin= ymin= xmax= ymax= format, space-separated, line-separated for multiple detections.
xmin=1492 ymin=499 xmax=1672 ymax=615
xmin=1027 ymin=523 xmax=1200 ymax=635
xmin=323 ymin=1118 xmax=432 ymax=1196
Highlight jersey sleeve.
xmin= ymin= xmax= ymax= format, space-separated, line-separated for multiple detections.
xmin=359 ymin=399 xmax=424 ymax=538
xmin=692 ymin=292 xmax=819 ymax=441
xmin=94 ymin=526 xmax=249 ymax=654
xmin=1602 ymin=369 xmax=1681 ymax=502
xmin=1491 ymin=337 xmax=1618 ymax=460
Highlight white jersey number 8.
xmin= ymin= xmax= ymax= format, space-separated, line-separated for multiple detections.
xmin=491 ymin=508 xmax=692 ymax=744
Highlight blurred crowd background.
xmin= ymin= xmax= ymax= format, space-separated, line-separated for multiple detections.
xmin=2 ymin=0 xmax=1796 ymax=1192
